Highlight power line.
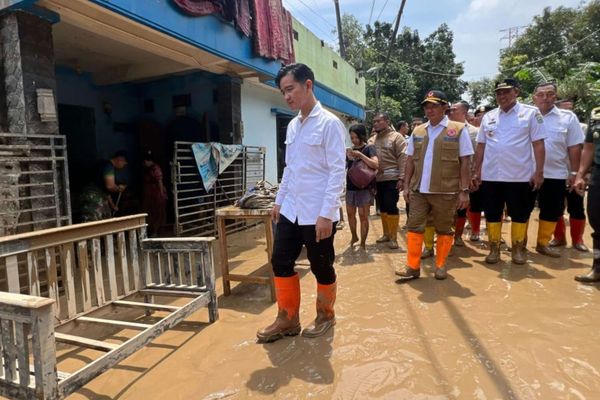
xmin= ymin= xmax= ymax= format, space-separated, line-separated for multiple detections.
xmin=284 ymin=1 xmax=337 ymax=42
xmin=374 ymin=0 xmax=408 ymax=111
xmin=375 ymin=0 xmax=391 ymax=22
xmin=505 ymin=28 xmax=600 ymax=71
xmin=293 ymin=0 xmax=337 ymax=29
xmin=367 ymin=0 xmax=377 ymax=25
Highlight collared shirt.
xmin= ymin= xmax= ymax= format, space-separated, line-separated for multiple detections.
xmin=477 ymin=102 xmax=547 ymax=182
xmin=275 ymin=102 xmax=346 ymax=225
xmin=407 ymin=116 xmax=474 ymax=193
xmin=541 ymin=106 xmax=584 ymax=179
xmin=367 ymin=127 xmax=407 ymax=182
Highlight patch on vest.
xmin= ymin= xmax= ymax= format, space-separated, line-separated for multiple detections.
xmin=443 ymin=137 xmax=459 ymax=142
xmin=447 ymin=128 xmax=457 ymax=137
xmin=413 ymin=137 xmax=424 ymax=142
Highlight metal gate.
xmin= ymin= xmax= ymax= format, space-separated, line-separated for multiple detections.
xmin=172 ymin=142 xmax=266 ymax=237
xmin=0 ymin=132 xmax=71 ymax=235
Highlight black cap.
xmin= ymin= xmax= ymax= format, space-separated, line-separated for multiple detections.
xmin=495 ymin=78 xmax=519 ymax=91
xmin=474 ymin=105 xmax=493 ymax=116
xmin=421 ymin=90 xmax=449 ymax=105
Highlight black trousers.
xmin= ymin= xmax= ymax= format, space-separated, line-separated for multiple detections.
xmin=538 ymin=178 xmax=568 ymax=222
xmin=589 ymin=170 xmax=600 ymax=243
xmin=271 ymin=215 xmax=337 ymax=285
xmin=562 ymin=188 xmax=586 ymax=220
xmin=470 ymin=188 xmax=484 ymax=213
xmin=481 ymin=181 xmax=536 ymax=223
xmin=376 ymin=180 xmax=399 ymax=215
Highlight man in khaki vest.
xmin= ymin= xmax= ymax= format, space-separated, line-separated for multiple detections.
xmin=396 ymin=90 xmax=473 ymax=280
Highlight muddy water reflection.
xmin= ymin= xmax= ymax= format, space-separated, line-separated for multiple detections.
xmin=60 ymin=216 xmax=600 ymax=400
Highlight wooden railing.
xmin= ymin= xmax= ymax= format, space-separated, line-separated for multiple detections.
xmin=0 ymin=292 xmax=57 ymax=400
xmin=0 ymin=215 xmax=219 ymax=399
xmin=0 ymin=214 xmax=147 ymax=322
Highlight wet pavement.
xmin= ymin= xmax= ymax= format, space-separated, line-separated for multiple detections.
xmin=63 ymin=211 xmax=599 ymax=400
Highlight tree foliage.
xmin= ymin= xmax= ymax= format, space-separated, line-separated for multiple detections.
xmin=340 ymin=15 xmax=466 ymax=123
xmin=499 ymin=0 xmax=600 ymax=116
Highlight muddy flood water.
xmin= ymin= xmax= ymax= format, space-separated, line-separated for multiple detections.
xmin=46 ymin=211 xmax=600 ymax=399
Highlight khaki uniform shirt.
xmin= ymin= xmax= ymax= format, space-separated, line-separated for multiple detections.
xmin=368 ymin=127 xmax=407 ymax=182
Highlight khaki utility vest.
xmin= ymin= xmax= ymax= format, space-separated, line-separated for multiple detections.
xmin=410 ymin=121 xmax=465 ymax=193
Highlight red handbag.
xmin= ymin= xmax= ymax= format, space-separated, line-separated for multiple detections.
xmin=348 ymin=159 xmax=377 ymax=189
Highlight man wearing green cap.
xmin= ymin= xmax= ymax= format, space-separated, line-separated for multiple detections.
xmin=472 ymin=79 xmax=546 ymax=265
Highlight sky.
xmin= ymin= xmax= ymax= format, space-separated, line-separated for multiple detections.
xmin=283 ymin=0 xmax=585 ymax=82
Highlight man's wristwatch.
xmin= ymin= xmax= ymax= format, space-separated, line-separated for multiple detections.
xmin=460 ymin=188 xmax=470 ymax=193
xmin=569 ymin=171 xmax=578 ymax=176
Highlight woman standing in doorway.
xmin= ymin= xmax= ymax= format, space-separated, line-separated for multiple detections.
xmin=346 ymin=124 xmax=379 ymax=249
xmin=142 ymin=151 xmax=167 ymax=237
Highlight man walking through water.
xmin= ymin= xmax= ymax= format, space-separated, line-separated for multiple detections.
xmin=257 ymin=63 xmax=346 ymax=343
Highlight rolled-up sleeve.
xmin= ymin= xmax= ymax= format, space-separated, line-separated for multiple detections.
xmin=459 ymin=127 xmax=474 ymax=157
xmin=530 ymin=111 xmax=547 ymax=141
xmin=395 ymin=135 xmax=407 ymax=180
xmin=567 ymin=113 xmax=585 ymax=147
xmin=476 ymin=121 xmax=487 ymax=144
xmin=319 ymin=119 xmax=347 ymax=220
xmin=406 ymin=134 xmax=415 ymax=156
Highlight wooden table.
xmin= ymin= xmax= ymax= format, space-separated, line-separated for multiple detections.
xmin=215 ymin=205 xmax=276 ymax=302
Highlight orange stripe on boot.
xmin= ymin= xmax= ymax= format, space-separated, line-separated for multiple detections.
xmin=570 ymin=218 xmax=586 ymax=245
xmin=455 ymin=217 xmax=467 ymax=236
xmin=407 ymin=231 xmax=424 ymax=269
xmin=553 ymin=217 xmax=566 ymax=242
xmin=435 ymin=234 xmax=454 ymax=268
xmin=468 ymin=211 xmax=481 ymax=234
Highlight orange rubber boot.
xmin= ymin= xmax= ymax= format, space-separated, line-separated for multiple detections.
xmin=435 ymin=234 xmax=454 ymax=280
xmin=302 ymin=282 xmax=336 ymax=338
xmin=257 ymin=274 xmax=301 ymax=343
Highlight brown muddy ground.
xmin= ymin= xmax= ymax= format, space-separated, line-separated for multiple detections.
xmin=60 ymin=211 xmax=599 ymax=400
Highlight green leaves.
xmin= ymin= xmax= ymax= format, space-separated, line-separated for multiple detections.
xmin=340 ymin=15 xmax=465 ymax=124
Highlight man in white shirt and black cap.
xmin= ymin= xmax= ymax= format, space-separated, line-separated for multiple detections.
xmin=473 ymin=78 xmax=546 ymax=265
xmin=257 ymin=63 xmax=346 ymax=343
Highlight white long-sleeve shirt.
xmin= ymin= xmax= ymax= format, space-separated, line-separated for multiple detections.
xmin=275 ymin=102 xmax=346 ymax=225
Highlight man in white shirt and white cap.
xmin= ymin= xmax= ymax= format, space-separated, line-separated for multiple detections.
xmin=257 ymin=63 xmax=346 ymax=343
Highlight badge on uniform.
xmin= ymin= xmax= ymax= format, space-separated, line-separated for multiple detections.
xmin=447 ymin=128 xmax=457 ymax=137
xmin=594 ymin=131 xmax=600 ymax=140
xmin=535 ymin=112 xmax=544 ymax=123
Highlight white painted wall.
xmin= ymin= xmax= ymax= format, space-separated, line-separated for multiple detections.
xmin=241 ymin=80 xmax=355 ymax=184
xmin=241 ymin=80 xmax=289 ymax=184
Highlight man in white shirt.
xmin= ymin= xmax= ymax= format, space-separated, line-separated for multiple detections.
xmin=256 ymin=63 xmax=346 ymax=343
xmin=449 ymin=100 xmax=481 ymax=245
xmin=473 ymin=79 xmax=546 ymax=265
xmin=396 ymin=90 xmax=473 ymax=280
xmin=532 ymin=83 xmax=585 ymax=257
xmin=549 ymin=98 xmax=589 ymax=252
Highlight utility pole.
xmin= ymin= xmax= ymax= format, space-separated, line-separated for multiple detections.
xmin=500 ymin=25 xmax=528 ymax=48
xmin=375 ymin=0 xmax=408 ymax=112
xmin=334 ymin=0 xmax=346 ymax=59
